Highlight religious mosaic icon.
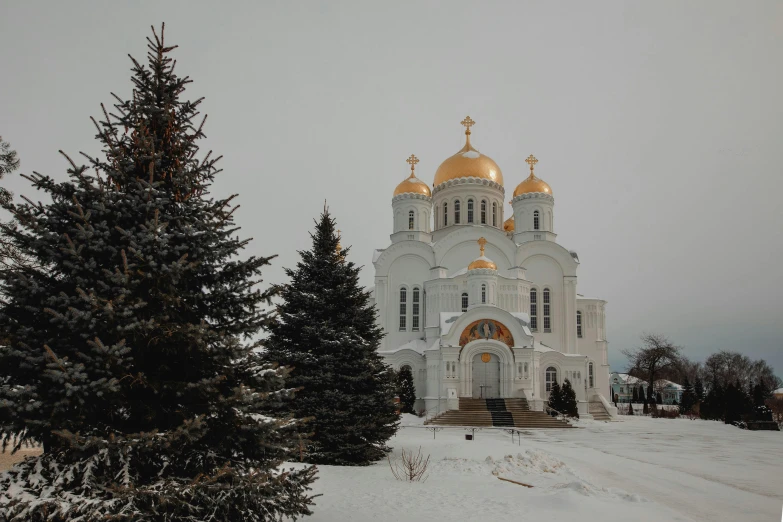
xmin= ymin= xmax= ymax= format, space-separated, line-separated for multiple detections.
xmin=459 ymin=319 xmax=514 ymax=348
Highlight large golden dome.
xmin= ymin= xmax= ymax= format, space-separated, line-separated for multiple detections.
xmin=433 ymin=116 xmax=503 ymax=187
xmin=394 ymin=154 xmax=432 ymax=197
xmin=503 ymin=215 xmax=515 ymax=232
xmin=513 ymin=154 xmax=552 ymax=197
xmin=468 ymin=237 xmax=497 ymax=271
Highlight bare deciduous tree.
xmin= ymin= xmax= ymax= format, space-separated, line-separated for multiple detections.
xmin=623 ymin=333 xmax=682 ymax=405
xmin=388 ymin=447 xmax=430 ymax=482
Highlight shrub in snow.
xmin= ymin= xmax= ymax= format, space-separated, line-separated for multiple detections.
xmin=263 ymin=208 xmax=399 ymax=466
xmin=0 ymin=24 xmax=316 ymax=521
xmin=388 ymin=447 xmax=430 ymax=482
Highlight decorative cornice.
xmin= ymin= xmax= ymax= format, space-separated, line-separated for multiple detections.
xmin=511 ymin=192 xmax=554 ymax=204
xmin=432 ymin=177 xmax=505 ymax=196
xmin=392 ymin=192 xmax=432 ymax=203
xmin=467 ymin=267 xmax=497 ymax=275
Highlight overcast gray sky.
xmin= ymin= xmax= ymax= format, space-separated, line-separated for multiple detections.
xmin=1 ymin=1 xmax=782 ymax=377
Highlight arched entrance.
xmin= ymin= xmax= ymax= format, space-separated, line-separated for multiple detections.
xmin=472 ymin=352 xmax=500 ymax=398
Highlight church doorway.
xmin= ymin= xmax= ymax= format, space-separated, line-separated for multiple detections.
xmin=472 ymin=352 xmax=500 ymax=398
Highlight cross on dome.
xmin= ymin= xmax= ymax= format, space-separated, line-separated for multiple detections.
xmin=525 ymin=154 xmax=538 ymax=175
xmin=406 ymin=154 xmax=419 ymax=175
xmin=478 ymin=237 xmax=487 ymax=256
xmin=461 ymin=116 xmax=476 ymax=135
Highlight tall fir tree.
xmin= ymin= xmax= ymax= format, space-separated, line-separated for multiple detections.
xmin=560 ymin=379 xmax=579 ymax=418
xmin=264 ymin=207 xmax=399 ymax=465
xmin=396 ymin=366 xmax=417 ymax=414
xmin=680 ymin=375 xmax=695 ymax=414
xmin=0 ymin=25 xmax=316 ymax=521
xmin=548 ymin=379 xmax=563 ymax=413
xmin=694 ymin=376 xmax=704 ymax=402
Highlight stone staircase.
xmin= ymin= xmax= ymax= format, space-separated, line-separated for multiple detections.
xmin=425 ymin=398 xmax=573 ymax=428
xmin=588 ymin=396 xmax=612 ymax=421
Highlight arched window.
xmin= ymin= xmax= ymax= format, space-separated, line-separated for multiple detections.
xmin=408 ymin=210 xmax=414 ymax=230
xmin=412 ymin=287 xmax=420 ymax=331
xmin=480 ymin=200 xmax=487 ymax=224
xmin=454 ymin=200 xmax=461 ymax=224
xmin=467 ymin=199 xmax=474 ymax=223
xmin=399 ymin=288 xmax=407 ymax=331
xmin=443 ymin=202 xmax=448 ymax=227
xmin=577 ymin=311 xmax=583 ymax=338
xmin=588 ymin=362 xmax=594 ymax=388
xmin=546 ymin=366 xmax=557 ymax=392
xmin=530 ymin=288 xmax=538 ymax=331
xmin=461 ymin=292 xmax=468 ymax=312
xmin=492 ymin=202 xmax=497 ymax=227
xmin=543 ymin=288 xmax=551 ymax=332
xmin=534 ymin=210 xmax=540 ymax=230
xmin=481 ymin=284 xmax=487 ymax=304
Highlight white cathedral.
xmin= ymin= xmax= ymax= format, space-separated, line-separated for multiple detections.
xmin=370 ymin=117 xmax=617 ymax=418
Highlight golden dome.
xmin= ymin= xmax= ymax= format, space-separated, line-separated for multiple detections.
xmin=503 ymin=215 xmax=515 ymax=232
xmin=468 ymin=237 xmax=497 ymax=271
xmin=393 ymin=154 xmax=432 ymax=197
xmin=513 ymin=154 xmax=552 ymax=197
xmin=433 ymin=116 xmax=503 ymax=187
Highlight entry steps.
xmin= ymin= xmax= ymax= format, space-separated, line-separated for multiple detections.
xmin=425 ymin=398 xmax=573 ymax=428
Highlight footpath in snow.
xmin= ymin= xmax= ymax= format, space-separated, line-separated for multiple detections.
xmin=294 ymin=414 xmax=782 ymax=522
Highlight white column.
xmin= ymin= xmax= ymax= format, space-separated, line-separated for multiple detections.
xmin=563 ymin=277 xmax=578 ymax=354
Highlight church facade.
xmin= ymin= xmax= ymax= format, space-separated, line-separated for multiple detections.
xmin=371 ymin=117 xmax=616 ymax=418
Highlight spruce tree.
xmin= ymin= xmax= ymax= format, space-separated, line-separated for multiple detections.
xmin=694 ymin=376 xmax=704 ymax=401
xmin=396 ymin=366 xmax=417 ymax=414
xmin=680 ymin=375 xmax=695 ymax=414
xmin=264 ymin=208 xmax=399 ymax=466
xmin=561 ymin=379 xmax=579 ymax=418
xmin=0 ymin=25 xmax=316 ymax=521
xmin=548 ymin=379 xmax=562 ymax=413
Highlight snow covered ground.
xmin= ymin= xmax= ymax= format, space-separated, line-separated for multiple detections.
xmin=3 ymin=416 xmax=780 ymax=521
xmin=296 ymin=414 xmax=782 ymax=522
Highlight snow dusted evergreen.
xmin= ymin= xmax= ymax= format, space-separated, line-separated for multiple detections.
xmin=396 ymin=366 xmax=416 ymax=414
xmin=0 ymin=25 xmax=316 ymax=521
xmin=264 ymin=208 xmax=399 ymax=466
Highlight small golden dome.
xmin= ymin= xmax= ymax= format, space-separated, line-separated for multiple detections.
xmin=513 ymin=154 xmax=552 ymax=197
xmin=433 ymin=116 xmax=503 ymax=187
xmin=503 ymin=215 xmax=515 ymax=232
xmin=394 ymin=154 xmax=432 ymax=197
xmin=468 ymin=237 xmax=497 ymax=271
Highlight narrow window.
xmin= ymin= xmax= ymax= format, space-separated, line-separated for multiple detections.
xmin=589 ymin=362 xmax=594 ymax=388
xmin=492 ymin=202 xmax=497 ymax=227
xmin=408 ymin=210 xmax=415 ymax=230
xmin=534 ymin=210 xmax=540 ymax=230
xmin=454 ymin=200 xmax=461 ymax=224
xmin=480 ymin=200 xmax=487 ymax=224
xmin=399 ymin=288 xmax=407 ymax=331
xmin=412 ymin=287 xmax=420 ymax=331
xmin=461 ymin=292 xmax=468 ymax=312
xmin=543 ymin=288 xmax=551 ymax=332
xmin=546 ymin=366 xmax=557 ymax=392
xmin=467 ymin=199 xmax=474 ymax=223
xmin=530 ymin=289 xmax=537 ymax=331
xmin=443 ymin=202 xmax=448 ymax=227
xmin=481 ymin=284 xmax=486 ymax=304
xmin=577 ymin=311 xmax=583 ymax=338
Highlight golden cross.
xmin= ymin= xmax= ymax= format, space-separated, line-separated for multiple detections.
xmin=461 ymin=116 xmax=476 ymax=135
xmin=336 ymin=230 xmax=342 ymax=253
xmin=478 ymin=237 xmax=487 ymax=256
xmin=525 ymin=154 xmax=538 ymax=175
xmin=406 ymin=154 xmax=419 ymax=173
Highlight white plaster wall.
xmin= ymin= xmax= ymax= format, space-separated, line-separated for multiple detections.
xmin=385 ymin=253 xmax=433 ymax=349
xmin=519 ymin=254 xmax=565 ymax=351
